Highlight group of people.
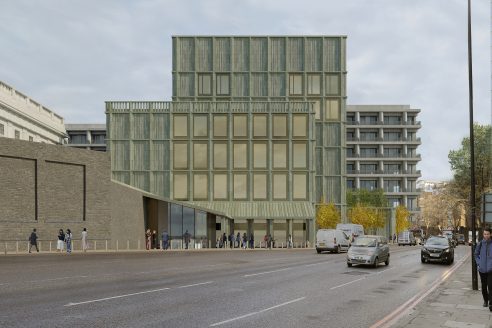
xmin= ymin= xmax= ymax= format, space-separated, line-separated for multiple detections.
xmin=28 ymin=228 xmax=88 ymax=254
xmin=145 ymin=229 xmax=172 ymax=250
xmin=217 ymin=232 xmax=254 ymax=249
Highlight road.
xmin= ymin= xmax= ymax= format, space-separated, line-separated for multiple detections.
xmin=0 ymin=245 xmax=469 ymax=328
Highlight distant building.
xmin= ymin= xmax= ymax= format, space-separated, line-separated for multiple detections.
xmin=0 ymin=81 xmax=67 ymax=144
xmin=66 ymin=124 xmax=106 ymax=151
xmin=346 ymin=105 xmax=422 ymax=220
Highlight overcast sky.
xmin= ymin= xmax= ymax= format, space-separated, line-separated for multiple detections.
xmin=0 ymin=0 xmax=490 ymax=181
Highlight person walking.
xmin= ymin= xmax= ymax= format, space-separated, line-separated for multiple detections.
xmin=152 ymin=230 xmax=158 ymax=249
xmin=65 ymin=229 xmax=72 ymax=254
xmin=229 ymin=232 xmax=235 ymax=249
xmin=475 ymin=227 xmax=492 ymax=310
xmin=288 ymin=234 xmax=293 ymax=248
xmin=162 ymin=230 xmax=169 ymax=250
xmin=267 ymin=234 xmax=273 ymax=249
xmin=249 ymin=234 xmax=254 ymax=249
xmin=183 ymin=230 xmax=191 ymax=249
xmin=222 ymin=233 xmax=227 ymax=249
xmin=81 ymin=228 xmax=88 ymax=252
xmin=236 ymin=232 xmax=241 ymax=248
xmin=28 ymin=229 xmax=39 ymax=253
xmin=145 ymin=229 xmax=151 ymax=250
xmin=57 ymin=229 xmax=65 ymax=252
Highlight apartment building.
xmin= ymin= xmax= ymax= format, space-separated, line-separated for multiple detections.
xmin=66 ymin=124 xmax=107 ymax=151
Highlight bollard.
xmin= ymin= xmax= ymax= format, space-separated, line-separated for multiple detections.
xmin=160 ymin=240 xmax=163 ymax=250
xmin=116 ymin=240 xmax=119 ymax=251
xmin=49 ymin=241 xmax=52 ymax=252
xmin=16 ymin=241 xmax=19 ymax=254
xmin=127 ymin=240 xmax=129 ymax=250
xmin=138 ymin=240 xmax=140 ymax=250
xmin=105 ymin=240 xmax=108 ymax=251
xmin=209 ymin=240 xmax=211 ymax=249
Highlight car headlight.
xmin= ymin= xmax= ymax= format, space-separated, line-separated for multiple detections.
xmin=444 ymin=248 xmax=450 ymax=253
xmin=422 ymin=247 xmax=429 ymax=253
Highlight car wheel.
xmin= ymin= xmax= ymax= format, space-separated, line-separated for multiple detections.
xmin=336 ymin=245 xmax=341 ymax=254
xmin=448 ymin=257 xmax=454 ymax=265
xmin=316 ymin=249 xmax=321 ymax=254
xmin=347 ymin=262 xmax=352 ymax=267
xmin=373 ymin=257 xmax=378 ymax=268
xmin=385 ymin=255 xmax=390 ymax=266
xmin=421 ymin=256 xmax=426 ymax=263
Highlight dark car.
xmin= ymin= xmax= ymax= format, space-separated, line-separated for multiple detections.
xmin=421 ymin=236 xmax=454 ymax=265
xmin=456 ymin=234 xmax=465 ymax=245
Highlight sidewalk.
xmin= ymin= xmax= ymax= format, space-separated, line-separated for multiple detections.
xmin=392 ymin=256 xmax=492 ymax=328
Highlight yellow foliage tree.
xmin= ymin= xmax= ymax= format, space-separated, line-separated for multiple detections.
xmin=395 ymin=205 xmax=411 ymax=234
xmin=348 ymin=204 xmax=385 ymax=233
xmin=316 ymin=201 xmax=341 ymax=229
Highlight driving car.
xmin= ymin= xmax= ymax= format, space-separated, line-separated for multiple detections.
xmin=456 ymin=234 xmax=465 ymax=245
xmin=347 ymin=235 xmax=390 ymax=268
xmin=421 ymin=235 xmax=454 ymax=265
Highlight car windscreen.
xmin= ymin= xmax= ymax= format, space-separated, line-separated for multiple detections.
xmin=425 ymin=238 xmax=449 ymax=246
xmin=352 ymin=237 xmax=377 ymax=247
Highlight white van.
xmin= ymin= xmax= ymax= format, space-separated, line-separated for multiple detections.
xmin=336 ymin=224 xmax=365 ymax=241
xmin=316 ymin=229 xmax=351 ymax=254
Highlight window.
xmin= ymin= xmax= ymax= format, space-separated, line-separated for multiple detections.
xmin=325 ymin=99 xmax=340 ymax=120
xmin=0 ymin=123 xmax=4 ymax=135
xmin=92 ymin=134 xmax=105 ymax=144
xmin=213 ymin=143 xmax=227 ymax=169
xmin=233 ymin=143 xmax=247 ymax=168
xmin=360 ymin=131 xmax=378 ymax=141
xmin=346 ymin=147 xmax=354 ymax=157
xmin=253 ymin=115 xmax=267 ymax=137
xmin=289 ymin=74 xmax=303 ymax=95
xmin=174 ymin=115 xmax=188 ymax=137
xmin=70 ymin=134 xmax=87 ymax=144
xmin=347 ymin=179 xmax=355 ymax=189
xmin=346 ymin=163 xmax=355 ymax=173
xmin=253 ymin=143 xmax=267 ymax=169
xmin=360 ymin=163 xmax=377 ymax=174
xmin=14 ymin=130 xmax=20 ymax=139
xmin=194 ymin=116 xmax=208 ymax=137
xmin=325 ymin=74 xmax=340 ymax=95
xmin=273 ymin=115 xmax=287 ymax=137
xmin=384 ymin=147 xmax=402 ymax=157
xmin=198 ymin=74 xmax=212 ymax=96
xmin=384 ymin=131 xmax=401 ymax=141
xmin=233 ymin=115 xmax=247 ymax=137
xmin=293 ymin=143 xmax=307 ymax=168
xmin=360 ymin=115 xmax=378 ymax=125
xmin=384 ymin=163 xmax=401 ymax=174
xmin=360 ymin=179 xmax=377 ymax=191
xmin=360 ymin=147 xmax=378 ymax=158
xmin=384 ymin=180 xmax=401 ymax=192
xmin=216 ymin=74 xmax=230 ymax=96
xmin=174 ymin=174 xmax=188 ymax=199
xmin=214 ymin=174 xmax=228 ymax=200
xmin=384 ymin=115 xmax=401 ymax=125
xmin=213 ymin=115 xmax=227 ymax=137
xmin=193 ymin=143 xmax=208 ymax=169
xmin=293 ymin=115 xmax=307 ymax=137
xmin=233 ymin=174 xmax=247 ymax=200
xmin=307 ymin=74 xmax=321 ymax=95
xmin=29 ymin=136 xmax=33 ymax=142
xmin=273 ymin=143 xmax=287 ymax=168
xmin=194 ymin=174 xmax=208 ymax=199
xmin=183 ymin=207 xmax=195 ymax=239
xmin=195 ymin=211 xmax=207 ymax=238
xmin=174 ymin=143 xmax=188 ymax=169
xmin=273 ymin=174 xmax=287 ymax=200
xmin=170 ymin=204 xmax=183 ymax=238
xmin=293 ymin=174 xmax=307 ymax=199
xmin=253 ymin=174 xmax=267 ymax=200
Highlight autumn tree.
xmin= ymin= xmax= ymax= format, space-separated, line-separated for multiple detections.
xmin=347 ymin=189 xmax=388 ymax=234
xmin=395 ymin=205 xmax=410 ymax=234
xmin=316 ymin=201 xmax=341 ymax=229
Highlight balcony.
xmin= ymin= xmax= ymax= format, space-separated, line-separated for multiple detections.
xmin=405 ymin=120 xmax=422 ymax=127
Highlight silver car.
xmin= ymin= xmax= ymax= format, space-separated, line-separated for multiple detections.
xmin=347 ymin=235 xmax=390 ymax=268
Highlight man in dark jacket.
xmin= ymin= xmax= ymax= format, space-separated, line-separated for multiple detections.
xmin=29 ymin=229 xmax=39 ymax=253
xmin=475 ymin=227 xmax=492 ymax=310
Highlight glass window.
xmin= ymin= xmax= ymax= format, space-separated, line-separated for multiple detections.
xmin=273 ymin=174 xmax=287 ymax=200
xmin=193 ymin=143 xmax=208 ymax=169
xmin=214 ymin=174 xmax=228 ymax=200
xmin=194 ymin=174 xmax=208 ymax=199
xmin=273 ymin=143 xmax=287 ymax=168
xmin=253 ymin=174 xmax=267 ymax=200
xmin=293 ymin=143 xmax=307 ymax=168
xmin=307 ymin=74 xmax=321 ymax=95
xmin=216 ymin=74 xmax=230 ymax=96
xmin=198 ymin=74 xmax=212 ymax=96
xmin=233 ymin=115 xmax=247 ymax=137
xmin=174 ymin=115 xmax=188 ymax=137
xmin=233 ymin=143 xmax=247 ymax=168
xmin=325 ymin=99 xmax=340 ymax=120
xmin=213 ymin=115 xmax=227 ymax=137
xmin=174 ymin=173 xmax=188 ymax=199
xmin=273 ymin=115 xmax=287 ymax=137
xmin=360 ymin=179 xmax=378 ymax=191
xmin=347 ymin=179 xmax=355 ymax=189
xmin=253 ymin=115 xmax=267 ymax=137
xmin=174 ymin=143 xmax=188 ymax=169
xmin=29 ymin=136 xmax=34 ymax=142
xmin=289 ymin=74 xmax=303 ymax=95
xmin=194 ymin=115 xmax=208 ymax=137
xmin=293 ymin=174 xmax=307 ymax=199
xmin=195 ymin=211 xmax=207 ymax=238
xmin=384 ymin=180 xmax=401 ymax=192
xmin=170 ymin=204 xmax=183 ymax=238
xmin=360 ymin=147 xmax=378 ymax=158
xmin=325 ymin=74 xmax=340 ymax=95
xmin=213 ymin=143 xmax=227 ymax=169
xmin=0 ymin=123 xmax=4 ymax=136
xmin=70 ymin=134 xmax=87 ymax=144
xmin=183 ymin=207 xmax=195 ymax=239
xmin=92 ymin=134 xmax=105 ymax=144
xmin=293 ymin=115 xmax=307 ymax=137
xmin=233 ymin=174 xmax=247 ymax=200
xmin=14 ymin=130 xmax=20 ymax=139
xmin=253 ymin=143 xmax=267 ymax=168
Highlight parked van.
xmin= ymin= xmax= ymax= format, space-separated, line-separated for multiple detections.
xmin=398 ymin=230 xmax=416 ymax=246
xmin=336 ymin=224 xmax=365 ymax=241
xmin=316 ymin=229 xmax=351 ymax=254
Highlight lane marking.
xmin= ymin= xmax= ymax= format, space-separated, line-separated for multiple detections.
xmin=369 ymin=254 xmax=469 ymax=328
xmin=304 ymin=262 xmax=328 ymax=267
xmin=64 ymin=287 xmax=171 ymax=307
xmin=330 ymin=277 xmax=366 ymax=290
xmin=243 ymin=267 xmax=292 ymax=277
xmin=209 ymin=297 xmax=305 ymax=327
xmin=177 ymin=281 xmax=214 ymax=289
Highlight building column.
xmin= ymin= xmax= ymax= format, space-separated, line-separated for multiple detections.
xmin=306 ymin=219 xmax=314 ymax=245
xmin=229 ymin=219 xmax=235 ymax=234
xmin=287 ymin=219 xmax=293 ymax=241
xmin=266 ymin=219 xmax=273 ymax=236
xmin=247 ymin=219 xmax=254 ymax=238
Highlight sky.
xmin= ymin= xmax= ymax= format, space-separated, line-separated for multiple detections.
xmin=0 ymin=0 xmax=490 ymax=182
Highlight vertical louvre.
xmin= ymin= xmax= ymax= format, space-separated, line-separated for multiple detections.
xmin=152 ymin=141 xmax=168 ymax=170
xmin=196 ymin=37 xmax=212 ymax=71
xmin=270 ymin=73 xmax=285 ymax=97
xmin=325 ymin=124 xmax=340 ymax=146
xmin=287 ymin=38 xmax=304 ymax=71
xmin=133 ymin=172 xmax=149 ymax=191
xmin=233 ymin=38 xmax=249 ymax=71
xmin=133 ymin=114 xmax=149 ymax=139
xmin=315 ymin=149 xmax=323 ymax=175
xmin=251 ymin=73 xmax=267 ymax=97
xmin=112 ymin=141 xmax=129 ymax=170
xmin=177 ymin=37 xmax=194 ymax=71
xmin=177 ymin=73 xmax=194 ymax=97
xmin=112 ymin=171 xmax=130 ymax=185
xmin=323 ymin=38 xmax=341 ymax=72
xmin=324 ymin=148 xmax=340 ymax=175
xmin=214 ymin=38 xmax=231 ymax=71
xmin=152 ymin=172 xmax=166 ymax=197
xmin=305 ymin=38 xmax=322 ymax=72
xmin=133 ymin=141 xmax=149 ymax=170
xmin=232 ymin=73 xmax=249 ymax=97
xmin=315 ymin=176 xmax=323 ymax=203
xmin=325 ymin=177 xmax=341 ymax=203
xmin=315 ymin=123 xmax=323 ymax=146
xmin=111 ymin=114 xmax=129 ymax=139
xmin=151 ymin=114 xmax=169 ymax=139
xmin=250 ymin=37 xmax=267 ymax=71
xmin=270 ymin=38 xmax=286 ymax=71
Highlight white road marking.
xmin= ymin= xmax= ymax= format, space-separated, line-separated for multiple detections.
xmin=330 ymin=277 xmax=366 ymax=290
xmin=209 ymin=297 xmax=306 ymax=327
xmin=177 ymin=281 xmax=214 ymax=289
xmin=304 ymin=262 xmax=327 ymax=267
xmin=64 ymin=287 xmax=171 ymax=307
xmin=243 ymin=267 xmax=292 ymax=277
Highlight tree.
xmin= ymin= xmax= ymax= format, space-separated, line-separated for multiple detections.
xmin=395 ymin=205 xmax=410 ymax=234
xmin=348 ymin=204 xmax=385 ymax=233
xmin=347 ymin=189 xmax=388 ymax=234
xmin=316 ymin=201 xmax=341 ymax=229
xmin=347 ymin=189 xmax=388 ymax=208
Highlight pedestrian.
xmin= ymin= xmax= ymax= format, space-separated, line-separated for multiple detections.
xmin=65 ymin=229 xmax=72 ymax=254
xmin=393 ymin=233 xmax=397 ymax=244
xmin=57 ymin=229 xmax=65 ymax=252
xmin=183 ymin=230 xmax=191 ymax=249
xmin=475 ymin=227 xmax=492 ymax=310
xmin=267 ymin=234 xmax=272 ymax=249
xmin=152 ymin=230 xmax=157 ymax=249
xmin=236 ymin=232 xmax=241 ymax=248
xmin=145 ymin=229 xmax=151 ymax=250
xmin=81 ymin=228 xmax=88 ymax=252
xmin=229 ymin=232 xmax=235 ymax=249
xmin=249 ymin=234 xmax=254 ymax=249
xmin=28 ymin=229 xmax=39 ymax=253
xmin=288 ymin=234 xmax=293 ymax=248
xmin=162 ymin=230 xmax=169 ymax=250
xmin=222 ymin=233 xmax=227 ymax=248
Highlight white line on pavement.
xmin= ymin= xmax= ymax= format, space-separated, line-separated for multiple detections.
xmin=209 ymin=297 xmax=306 ymax=327
xmin=64 ymin=287 xmax=171 ymax=307
xmin=330 ymin=277 xmax=366 ymax=290
xmin=177 ymin=281 xmax=214 ymax=289
xmin=304 ymin=262 xmax=327 ymax=267
xmin=243 ymin=267 xmax=292 ymax=277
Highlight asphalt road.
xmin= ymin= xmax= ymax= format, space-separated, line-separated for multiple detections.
xmin=0 ymin=245 xmax=470 ymax=328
